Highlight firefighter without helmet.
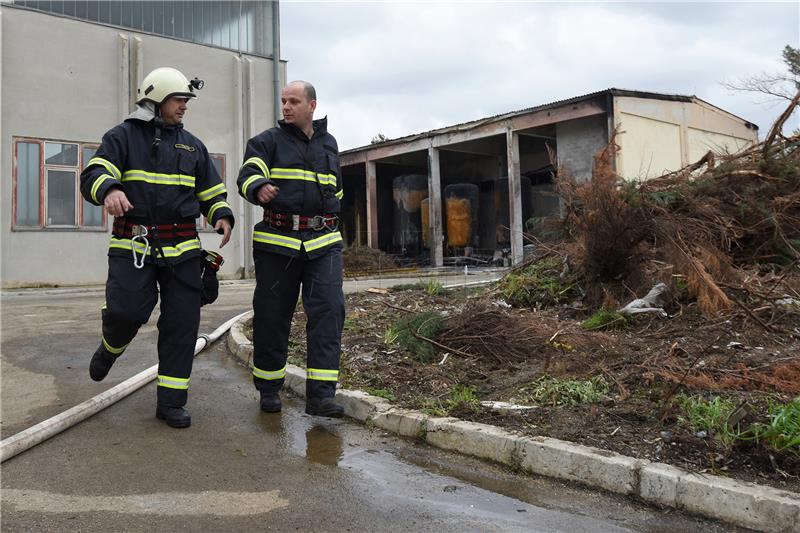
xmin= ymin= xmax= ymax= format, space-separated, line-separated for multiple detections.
xmin=137 ymin=67 xmax=203 ymax=105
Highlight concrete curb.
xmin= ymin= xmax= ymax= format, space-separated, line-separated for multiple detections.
xmin=227 ymin=314 xmax=800 ymax=533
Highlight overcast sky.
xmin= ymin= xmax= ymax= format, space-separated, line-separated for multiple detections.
xmin=282 ymin=1 xmax=799 ymax=151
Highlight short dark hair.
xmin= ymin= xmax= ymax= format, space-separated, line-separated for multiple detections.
xmin=289 ymin=80 xmax=316 ymax=102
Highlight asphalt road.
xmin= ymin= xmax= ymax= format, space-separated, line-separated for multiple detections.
xmin=0 ymin=278 xmax=743 ymax=532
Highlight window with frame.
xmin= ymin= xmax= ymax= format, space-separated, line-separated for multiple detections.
xmin=197 ymin=153 xmax=226 ymax=231
xmin=13 ymin=138 xmax=106 ymax=230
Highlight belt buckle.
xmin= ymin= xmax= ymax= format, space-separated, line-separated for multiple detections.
xmin=291 ymin=214 xmax=300 ymax=231
xmin=131 ymin=225 xmax=148 ymax=237
xmin=309 ymin=215 xmax=325 ymax=230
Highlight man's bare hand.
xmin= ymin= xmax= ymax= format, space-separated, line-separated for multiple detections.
xmin=256 ymin=183 xmax=279 ymax=205
xmin=104 ymin=189 xmax=133 ymax=217
xmin=215 ymin=217 xmax=232 ymax=248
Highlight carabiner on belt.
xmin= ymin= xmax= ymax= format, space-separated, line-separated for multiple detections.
xmin=130 ymin=225 xmax=150 ymax=269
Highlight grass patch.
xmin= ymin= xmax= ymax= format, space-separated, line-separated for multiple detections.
xmin=520 ymin=375 xmax=609 ymax=407
xmin=417 ymin=385 xmax=481 ymax=416
xmin=581 ymin=308 xmax=628 ymax=330
xmin=385 ymin=310 xmax=444 ymax=363
xmin=423 ymin=279 xmax=445 ymax=296
xmin=365 ymin=388 xmax=396 ymax=402
xmin=497 ymin=258 xmax=581 ymax=308
xmin=677 ymin=395 xmax=755 ymax=448
xmin=754 ymin=398 xmax=800 ymax=456
xmin=677 ymin=395 xmax=800 ymax=455
xmin=389 ymin=279 xmax=446 ymax=295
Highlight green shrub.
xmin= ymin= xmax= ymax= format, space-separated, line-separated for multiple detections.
xmin=520 ymin=375 xmax=609 ymax=407
xmin=581 ymin=308 xmax=628 ymax=330
xmin=385 ymin=310 xmax=444 ymax=362
xmin=497 ymin=258 xmax=581 ymax=308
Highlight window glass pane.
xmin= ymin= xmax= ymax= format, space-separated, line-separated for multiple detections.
xmin=47 ymin=170 xmax=76 ymax=226
xmin=75 ymin=1 xmax=87 ymax=19
xmin=44 ymin=142 xmax=78 ymax=166
xmin=16 ymin=142 xmax=41 ymax=226
xmin=211 ymin=155 xmax=224 ymax=178
xmin=83 ymin=199 xmax=105 ymax=227
xmin=62 ymin=1 xmax=76 ymax=17
xmin=82 ymin=146 xmax=104 ymax=227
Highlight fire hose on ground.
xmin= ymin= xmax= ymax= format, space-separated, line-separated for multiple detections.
xmin=0 ymin=311 xmax=251 ymax=463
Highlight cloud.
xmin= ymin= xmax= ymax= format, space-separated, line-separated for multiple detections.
xmin=283 ymin=1 xmax=799 ymax=149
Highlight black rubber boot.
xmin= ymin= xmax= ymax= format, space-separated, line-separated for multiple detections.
xmin=156 ymin=405 xmax=192 ymax=428
xmin=89 ymin=344 xmax=117 ymax=382
xmin=260 ymin=392 xmax=282 ymax=413
xmin=305 ymin=397 xmax=344 ymax=418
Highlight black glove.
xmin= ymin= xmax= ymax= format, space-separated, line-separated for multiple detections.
xmin=200 ymin=250 xmax=224 ymax=306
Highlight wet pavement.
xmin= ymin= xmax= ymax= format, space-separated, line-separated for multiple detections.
xmin=0 ymin=282 xmax=744 ymax=531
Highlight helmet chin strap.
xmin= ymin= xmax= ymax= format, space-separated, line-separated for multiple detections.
xmin=152 ymin=104 xmax=163 ymax=154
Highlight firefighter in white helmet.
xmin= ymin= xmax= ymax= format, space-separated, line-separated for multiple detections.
xmin=80 ymin=67 xmax=234 ymax=428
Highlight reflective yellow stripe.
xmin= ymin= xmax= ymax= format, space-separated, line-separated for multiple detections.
xmin=317 ymin=173 xmax=337 ymax=186
xmin=122 ymin=170 xmax=195 ymax=187
xmin=252 ymin=364 xmax=286 ymax=381
xmin=335 ymin=189 xmax=344 ymax=200
xmin=207 ymin=201 xmax=230 ymax=223
xmin=241 ymin=175 xmax=266 ymax=197
xmin=270 ymin=168 xmax=336 ymax=186
xmin=90 ymin=174 xmax=113 ymax=204
xmin=252 ymin=231 xmax=302 ymax=250
xmin=157 ymin=375 xmax=190 ymax=390
xmin=307 ymin=368 xmax=339 ymax=381
xmin=196 ymin=182 xmax=226 ymax=201
xmin=303 ymin=231 xmax=343 ymax=252
xmin=242 ymin=157 xmax=270 ymax=178
xmin=87 ymin=157 xmax=121 ymax=180
xmin=109 ymin=237 xmax=201 ymax=257
xmin=102 ymin=336 xmax=129 ymax=355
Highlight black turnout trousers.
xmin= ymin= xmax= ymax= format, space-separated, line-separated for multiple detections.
xmin=252 ymin=246 xmax=345 ymax=399
xmin=102 ymin=255 xmax=201 ymax=407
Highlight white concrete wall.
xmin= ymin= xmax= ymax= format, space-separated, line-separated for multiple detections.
xmin=614 ymin=96 xmax=757 ymax=181
xmin=1 ymin=6 xmax=282 ymax=287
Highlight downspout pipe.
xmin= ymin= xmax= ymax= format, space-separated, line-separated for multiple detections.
xmin=272 ymin=0 xmax=281 ymax=126
xmin=0 ymin=311 xmax=251 ymax=463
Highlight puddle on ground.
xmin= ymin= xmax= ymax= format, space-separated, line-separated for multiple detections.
xmin=304 ymin=424 xmax=344 ymax=466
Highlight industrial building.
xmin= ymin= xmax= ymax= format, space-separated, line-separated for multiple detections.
xmin=1 ymin=2 xmax=761 ymax=286
xmin=1 ymin=0 xmax=283 ymax=287
xmin=338 ymin=89 xmax=759 ymax=267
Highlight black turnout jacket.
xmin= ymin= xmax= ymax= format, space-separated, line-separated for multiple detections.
xmin=80 ymin=115 xmax=234 ymax=264
xmin=237 ymin=117 xmax=343 ymax=259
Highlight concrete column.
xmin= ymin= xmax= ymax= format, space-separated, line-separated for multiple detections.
xmin=506 ymin=128 xmax=524 ymax=265
xmin=117 ymin=34 xmax=129 ymax=120
xmin=131 ymin=36 xmax=143 ymax=112
xmin=242 ymin=57 xmax=257 ymax=277
xmin=427 ymin=146 xmax=444 ymax=267
xmin=233 ymin=57 xmax=247 ymax=278
xmin=366 ymin=160 xmax=378 ymax=249
xmin=679 ymin=102 xmax=689 ymax=167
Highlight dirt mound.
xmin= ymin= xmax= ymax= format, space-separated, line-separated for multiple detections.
xmin=343 ymin=245 xmax=399 ymax=273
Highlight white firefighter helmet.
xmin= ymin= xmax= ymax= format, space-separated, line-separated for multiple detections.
xmin=137 ymin=67 xmax=202 ymax=105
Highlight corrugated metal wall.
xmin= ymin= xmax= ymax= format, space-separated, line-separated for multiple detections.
xmin=13 ymin=1 xmax=274 ymax=56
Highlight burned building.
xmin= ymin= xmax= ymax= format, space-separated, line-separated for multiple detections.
xmin=338 ymin=89 xmax=759 ymax=267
